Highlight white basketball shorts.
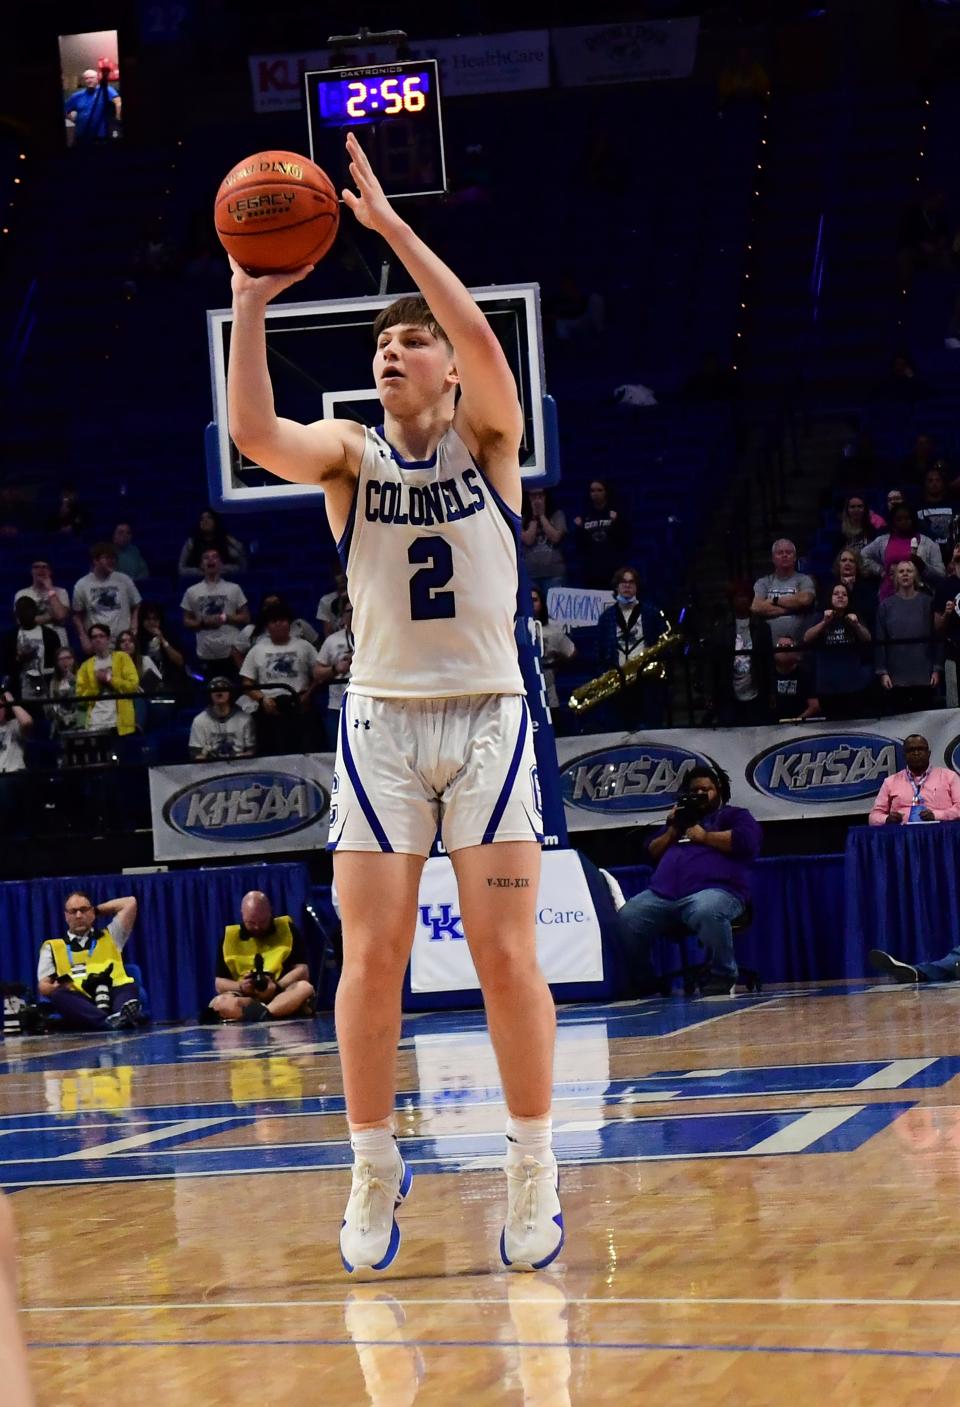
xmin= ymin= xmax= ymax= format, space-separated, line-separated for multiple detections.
xmin=327 ymin=693 xmax=544 ymax=857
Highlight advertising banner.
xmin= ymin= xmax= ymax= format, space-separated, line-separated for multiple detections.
xmin=551 ymin=18 xmax=700 ymax=88
xmin=249 ymin=31 xmax=550 ymax=112
xmin=149 ymin=753 xmax=334 ymax=861
xmin=410 ymin=851 xmax=603 ymax=994
xmin=556 ymin=711 xmax=960 ymax=828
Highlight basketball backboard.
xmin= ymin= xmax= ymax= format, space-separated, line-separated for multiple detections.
xmin=205 ymin=283 xmax=559 ymax=512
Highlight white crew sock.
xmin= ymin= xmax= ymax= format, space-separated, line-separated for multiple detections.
xmin=349 ymin=1123 xmax=398 ymax=1170
xmin=505 ymin=1113 xmax=553 ymax=1166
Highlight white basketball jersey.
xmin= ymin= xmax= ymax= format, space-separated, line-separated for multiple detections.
xmin=341 ymin=424 xmax=525 ymax=699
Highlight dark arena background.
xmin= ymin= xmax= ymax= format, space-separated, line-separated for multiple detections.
xmin=2 ymin=2 xmax=960 ymax=1402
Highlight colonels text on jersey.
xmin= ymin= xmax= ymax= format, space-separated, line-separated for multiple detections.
xmin=340 ymin=424 xmax=525 ymax=700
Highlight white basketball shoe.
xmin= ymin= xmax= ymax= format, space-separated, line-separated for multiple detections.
xmin=500 ymin=1153 xmax=564 ymax=1272
xmin=339 ymin=1153 xmax=413 ymax=1275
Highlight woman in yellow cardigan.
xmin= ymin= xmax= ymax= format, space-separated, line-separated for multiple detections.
xmin=76 ymin=622 xmax=140 ymax=734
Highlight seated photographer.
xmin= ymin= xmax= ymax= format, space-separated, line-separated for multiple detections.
xmin=36 ymin=892 xmax=141 ymax=1030
xmin=207 ymin=891 xmax=315 ymax=1023
xmin=616 ymin=766 xmax=762 ymax=997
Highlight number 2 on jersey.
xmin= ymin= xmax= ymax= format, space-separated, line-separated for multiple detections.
xmin=408 ymin=537 xmax=456 ymax=620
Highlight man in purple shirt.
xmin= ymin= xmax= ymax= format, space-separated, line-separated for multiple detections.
xmin=617 ymin=766 xmax=763 ymax=996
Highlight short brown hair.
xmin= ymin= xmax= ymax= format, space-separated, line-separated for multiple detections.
xmin=90 ymin=541 xmax=117 ymax=560
xmin=372 ymin=295 xmax=451 ymax=349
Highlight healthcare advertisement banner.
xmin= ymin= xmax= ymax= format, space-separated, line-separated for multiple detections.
xmin=556 ymin=711 xmax=960 ymax=828
xmin=149 ymin=753 xmax=334 ymax=861
xmin=409 ymin=851 xmax=604 ymax=994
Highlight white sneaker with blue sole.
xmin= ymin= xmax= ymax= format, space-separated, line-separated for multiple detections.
xmin=500 ymin=1153 xmax=564 ymax=1272
xmin=340 ymin=1155 xmax=413 ymax=1275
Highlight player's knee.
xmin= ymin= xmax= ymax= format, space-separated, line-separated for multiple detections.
xmin=291 ymin=980 xmax=316 ymax=1006
xmin=342 ymin=939 xmax=410 ymax=985
xmin=472 ymin=938 xmax=540 ymax=993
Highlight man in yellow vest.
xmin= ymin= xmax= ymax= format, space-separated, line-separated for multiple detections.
xmin=37 ymin=891 xmax=140 ymax=1030
xmin=208 ymin=891 xmax=315 ymax=1022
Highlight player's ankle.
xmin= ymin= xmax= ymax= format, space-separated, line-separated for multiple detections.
xmin=349 ymin=1120 xmax=398 ymax=1167
xmin=505 ymin=1112 xmax=553 ymax=1164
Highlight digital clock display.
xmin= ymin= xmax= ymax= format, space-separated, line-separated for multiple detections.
xmin=305 ymin=58 xmax=447 ymax=200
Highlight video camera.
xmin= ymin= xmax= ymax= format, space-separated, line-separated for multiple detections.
xmin=252 ymin=953 xmax=270 ymax=993
xmin=671 ymin=793 xmax=710 ymax=833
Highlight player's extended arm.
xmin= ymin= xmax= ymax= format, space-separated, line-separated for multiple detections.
xmin=342 ymin=133 xmax=524 ymax=470
xmin=226 ymin=258 xmax=353 ymax=487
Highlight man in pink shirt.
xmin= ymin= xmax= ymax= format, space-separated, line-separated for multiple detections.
xmin=868 ymin=734 xmax=960 ymax=825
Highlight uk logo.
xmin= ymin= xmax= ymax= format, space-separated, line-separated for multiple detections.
xmin=418 ymin=904 xmax=466 ymax=942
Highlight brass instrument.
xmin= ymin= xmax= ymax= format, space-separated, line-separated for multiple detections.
xmin=569 ymin=619 xmax=678 ymax=714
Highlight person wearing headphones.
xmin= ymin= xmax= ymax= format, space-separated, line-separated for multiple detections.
xmin=616 ymin=765 xmax=762 ymax=997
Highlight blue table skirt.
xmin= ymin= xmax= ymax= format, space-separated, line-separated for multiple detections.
xmin=843 ymin=822 xmax=960 ymax=973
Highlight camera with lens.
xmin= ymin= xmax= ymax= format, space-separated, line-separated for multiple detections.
xmin=671 ymin=794 xmax=709 ymax=833
xmin=252 ymin=953 xmax=270 ymax=993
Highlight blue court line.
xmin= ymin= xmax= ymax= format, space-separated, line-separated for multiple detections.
xmin=24 ymin=1336 xmax=960 ymax=1360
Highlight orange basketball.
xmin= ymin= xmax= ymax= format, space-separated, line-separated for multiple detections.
xmin=214 ymin=149 xmax=340 ymax=274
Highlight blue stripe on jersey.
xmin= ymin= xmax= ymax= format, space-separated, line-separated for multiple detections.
xmin=338 ymin=701 xmax=394 ymax=853
xmin=336 ymin=477 xmax=359 ymax=570
xmin=376 ymin=424 xmax=439 ymax=471
xmin=481 ymin=702 xmax=529 ymax=846
xmin=471 ymin=460 xmax=522 ymax=530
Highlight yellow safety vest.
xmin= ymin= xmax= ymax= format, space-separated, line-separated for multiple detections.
xmin=222 ymin=916 xmax=295 ymax=983
xmin=42 ymin=932 xmax=130 ymax=990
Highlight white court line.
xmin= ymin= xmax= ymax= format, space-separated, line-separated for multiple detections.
xmin=56 ymin=1118 xmax=233 ymax=1161
xmin=745 ymin=1106 xmax=862 ymax=1155
xmin=20 ymin=1294 xmax=960 ymax=1314
xmin=854 ymin=1058 xmax=937 ymax=1089
xmin=656 ymin=1001 xmax=779 ymax=1037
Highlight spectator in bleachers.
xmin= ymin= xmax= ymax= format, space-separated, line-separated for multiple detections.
xmin=189 ymin=677 xmax=256 ymax=761
xmin=530 ymin=587 xmax=576 ymax=728
xmin=704 ymin=580 xmax=773 ymax=727
xmin=118 ymin=630 xmax=160 ymax=730
xmin=900 ymin=433 xmax=941 ymax=487
xmin=75 ymin=623 xmax=139 ymax=736
xmin=47 ymin=485 xmax=85 ymax=536
xmin=898 ymin=189 xmax=952 ymax=282
xmin=316 ymin=599 xmax=355 ymax=750
xmin=240 ymin=601 xmax=323 ymax=755
xmin=235 ymin=593 xmax=319 ymax=670
xmin=717 ymin=45 xmax=771 ymax=106
xmin=802 ymin=583 xmax=874 ymax=720
xmin=830 ymin=548 xmax=878 ymax=630
xmin=860 ymin=502 xmax=944 ymax=601
xmin=916 ymin=467 xmax=958 ymax=563
xmin=751 ymin=540 xmax=816 ymax=645
xmin=833 ymin=494 xmax=879 ymax=557
xmin=934 ymin=544 xmax=960 ymax=708
xmin=14 ymin=560 xmax=70 ymax=646
xmin=64 ymin=67 xmax=121 ymax=146
xmin=771 ymin=635 xmax=818 ymax=722
xmin=137 ymin=604 xmax=190 ymax=701
xmin=47 ymin=647 xmax=85 ymax=737
xmin=1 ymin=598 xmax=58 ymax=701
xmin=72 ymin=542 xmax=141 ymax=655
xmin=596 ymin=566 xmax=670 ymax=730
xmin=178 ymin=508 xmax=247 ymax=578
xmin=0 ymin=691 xmax=31 ymax=773
xmin=521 ymin=488 xmax=567 ymax=596
xmin=316 ymin=569 xmax=349 ymax=639
xmin=572 ymin=480 xmax=629 ymax=588
xmin=111 ymin=521 xmax=150 ymax=580
xmin=876 ymin=560 xmax=941 ymax=713
xmin=181 ymin=549 xmax=250 ymax=680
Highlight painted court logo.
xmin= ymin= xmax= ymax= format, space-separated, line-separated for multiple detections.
xmin=163 ymin=769 xmax=329 ymax=842
xmin=748 ymin=733 xmax=902 ymax=805
xmin=560 ymin=743 xmax=713 ymax=814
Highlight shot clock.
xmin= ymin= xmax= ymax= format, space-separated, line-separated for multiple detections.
xmin=305 ymin=58 xmax=447 ymax=200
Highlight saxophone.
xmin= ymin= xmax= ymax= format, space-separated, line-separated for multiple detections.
xmin=569 ymin=618 xmax=678 ymax=714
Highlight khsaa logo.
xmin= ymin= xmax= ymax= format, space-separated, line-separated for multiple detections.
xmin=947 ymin=735 xmax=960 ymax=776
xmin=560 ymin=743 xmax=714 ymax=814
xmin=164 ymin=769 xmax=329 ymax=842
xmin=747 ymin=733 xmax=902 ymax=804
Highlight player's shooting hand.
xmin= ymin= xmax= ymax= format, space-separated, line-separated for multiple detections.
xmin=228 ymin=253 xmax=314 ymax=304
xmin=342 ymin=131 xmax=395 ymax=233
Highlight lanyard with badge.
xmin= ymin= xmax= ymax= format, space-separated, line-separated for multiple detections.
xmin=908 ymin=770 xmax=931 ymax=824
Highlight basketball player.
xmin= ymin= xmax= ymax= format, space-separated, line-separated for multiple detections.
xmin=227 ymin=132 xmax=562 ymax=1274
xmin=0 ymin=1196 xmax=34 ymax=1405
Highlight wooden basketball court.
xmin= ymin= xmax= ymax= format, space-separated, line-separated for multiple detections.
xmin=6 ymin=981 xmax=960 ymax=1404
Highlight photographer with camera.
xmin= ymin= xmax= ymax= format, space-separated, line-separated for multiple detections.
xmin=616 ymin=765 xmax=762 ymax=997
xmin=36 ymin=891 xmax=140 ymax=1030
xmin=207 ymin=891 xmax=315 ymax=1023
